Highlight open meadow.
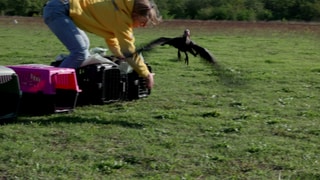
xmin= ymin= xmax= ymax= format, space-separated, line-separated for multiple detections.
xmin=1 ymin=17 xmax=320 ymax=179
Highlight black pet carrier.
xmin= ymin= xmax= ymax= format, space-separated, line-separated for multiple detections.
xmin=123 ymin=64 xmax=152 ymax=100
xmin=0 ymin=66 xmax=21 ymax=120
xmin=76 ymin=63 xmax=124 ymax=105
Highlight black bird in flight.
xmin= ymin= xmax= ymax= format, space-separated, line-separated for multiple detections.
xmin=136 ymin=29 xmax=217 ymax=65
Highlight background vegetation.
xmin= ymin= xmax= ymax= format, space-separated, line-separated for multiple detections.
xmin=0 ymin=17 xmax=320 ymax=179
xmin=1 ymin=0 xmax=320 ymax=21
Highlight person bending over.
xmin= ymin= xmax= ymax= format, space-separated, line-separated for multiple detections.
xmin=43 ymin=0 xmax=161 ymax=89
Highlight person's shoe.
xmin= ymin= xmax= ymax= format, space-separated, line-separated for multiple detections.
xmin=50 ymin=54 xmax=68 ymax=67
xmin=55 ymin=54 xmax=68 ymax=61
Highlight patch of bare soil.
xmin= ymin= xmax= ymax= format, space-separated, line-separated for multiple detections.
xmin=1 ymin=16 xmax=319 ymax=33
xmin=159 ymin=19 xmax=320 ymax=34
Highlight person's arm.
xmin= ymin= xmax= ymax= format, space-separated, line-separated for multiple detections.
xmin=105 ymin=29 xmax=154 ymax=88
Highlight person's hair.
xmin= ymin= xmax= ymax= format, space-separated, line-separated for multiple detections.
xmin=132 ymin=0 xmax=162 ymax=25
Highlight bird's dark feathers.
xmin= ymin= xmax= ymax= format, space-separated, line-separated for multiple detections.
xmin=126 ymin=29 xmax=217 ymax=66
xmin=157 ymin=36 xmax=217 ymax=65
xmin=140 ymin=37 xmax=172 ymax=52
xmin=190 ymin=43 xmax=216 ymax=64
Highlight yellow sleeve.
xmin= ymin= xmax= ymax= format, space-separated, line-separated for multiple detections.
xmin=105 ymin=37 xmax=123 ymax=57
xmin=125 ymin=53 xmax=150 ymax=78
xmin=105 ymin=27 xmax=150 ymax=78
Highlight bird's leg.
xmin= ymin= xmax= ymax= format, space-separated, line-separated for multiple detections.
xmin=185 ymin=52 xmax=189 ymax=65
xmin=178 ymin=50 xmax=181 ymax=61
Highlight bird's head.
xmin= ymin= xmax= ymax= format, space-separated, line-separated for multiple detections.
xmin=183 ymin=29 xmax=191 ymax=37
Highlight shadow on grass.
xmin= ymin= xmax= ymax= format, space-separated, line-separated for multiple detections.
xmin=3 ymin=114 xmax=146 ymax=129
xmin=167 ymin=57 xmax=183 ymax=64
xmin=211 ymin=63 xmax=248 ymax=87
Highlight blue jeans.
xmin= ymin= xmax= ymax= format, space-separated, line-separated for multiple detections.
xmin=43 ymin=0 xmax=90 ymax=68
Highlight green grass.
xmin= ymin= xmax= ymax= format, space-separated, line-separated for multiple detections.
xmin=1 ymin=18 xmax=320 ymax=179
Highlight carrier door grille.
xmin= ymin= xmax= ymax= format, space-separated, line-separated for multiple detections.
xmin=102 ymin=68 xmax=122 ymax=103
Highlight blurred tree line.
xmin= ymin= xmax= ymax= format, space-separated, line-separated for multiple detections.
xmin=156 ymin=0 xmax=320 ymax=21
xmin=0 ymin=0 xmax=47 ymax=16
xmin=0 ymin=0 xmax=319 ymax=21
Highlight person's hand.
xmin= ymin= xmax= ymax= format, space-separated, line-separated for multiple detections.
xmin=146 ymin=73 xmax=155 ymax=89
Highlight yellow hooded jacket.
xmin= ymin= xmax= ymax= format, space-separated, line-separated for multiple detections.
xmin=69 ymin=0 xmax=150 ymax=78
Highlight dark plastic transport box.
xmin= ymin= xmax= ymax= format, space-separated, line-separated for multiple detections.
xmin=0 ymin=66 xmax=22 ymax=120
xmin=76 ymin=63 xmax=124 ymax=105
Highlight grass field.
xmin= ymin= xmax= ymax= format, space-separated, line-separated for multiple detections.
xmin=1 ymin=17 xmax=320 ymax=179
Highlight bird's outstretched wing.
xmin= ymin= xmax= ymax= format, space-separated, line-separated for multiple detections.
xmin=136 ymin=37 xmax=172 ymax=53
xmin=122 ymin=37 xmax=172 ymax=58
xmin=191 ymin=43 xmax=217 ymax=64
